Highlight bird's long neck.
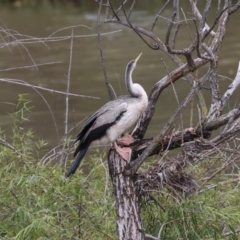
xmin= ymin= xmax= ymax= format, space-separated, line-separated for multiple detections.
xmin=125 ymin=61 xmax=143 ymax=98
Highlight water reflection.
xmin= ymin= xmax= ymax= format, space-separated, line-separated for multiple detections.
xmin=0 ymin=2 xmax=239 ymax=158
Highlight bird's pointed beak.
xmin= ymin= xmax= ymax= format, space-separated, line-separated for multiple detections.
xmin=135 ymin=53 xmax=142 ymax=63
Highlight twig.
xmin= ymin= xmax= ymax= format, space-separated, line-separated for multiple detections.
xmin=217 ymin=0 xmax=221 ymax=16
xmin=222 ymin=228 xmax=240 ymax=237
xmin=65 ymin=28 xmax=74 ymax=135
xmin=221 ymin=61 xmax=240 ymax=110
xmin=145 ymin=234 xmax=160 ymax=240
xmin=120 ymin=0 xmax=159 ymax=50
xmin=211 ymin=120 xmax=240 ymax=145
xmin=162 ymin=58 xmax=184 ymax=140
xmin=0 ymin=19 xmax=39 ymax=70
xmin=2 ymin=78 xmax=60 ymax=138
xmin=165 ymin=11 xmax=196 ymax=70
xmin=128 ymin=0 xmax=136 ymax=19
xmin=97 ymin=0 xmax=115 ymax=100
xmin=60 ymin=28 xmax=74 ymax=164
xmin=198 ymin=177 xmax=240 ymax=194
xmin=222 ymin=109 xmax=240 ymax=134
xmin=111 ymin=0 xmax=128 ymax=16
xmin=0 ymin=30 xmax=122 ymax=47
xmin=151 ymin=0 xmax=170 ymax=32
xmin=180 ymin=8 xmax=193 ymax=43
xmin=202 ymin=5 xmax=230 ymax=42
xmin=108 ymin=0 xmax=120 ymax=20
xmin=46 ymin=24 xmax=91 ymax=39
xmin=0 ymin=78 xmax=99 ymax=99
xmin=165 ymin=11 xmax=176 ymax=50
xmin=189 ymin=0 xmax=216 ymax=38
xmin=198 ymin=154 xmax=239 ymax=190
xmin=172 ymin=0 xmax=181 ymax=46
xmin=0 ymin=138 xmax=20 ymax=156
xmin=0 ymin=61 xmax=62 ymax=72
xmin=198 ymin=0 xmax=212 ymax=37
xmin=201 ymin=42 xmax=215 ymax=61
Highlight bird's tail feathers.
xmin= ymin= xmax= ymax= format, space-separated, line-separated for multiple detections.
xmin=66 ymin=144 xmax=89 ymax=177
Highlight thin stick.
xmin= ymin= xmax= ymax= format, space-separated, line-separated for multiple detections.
xmin=128 ymin=0 xmax=136 ymax=19
xmin=61 ymin=29 xmax=74 ymax=165
xmin=0 ymin=30 xmax=122 ymax=47
xmin=97 ymin=0 xmax=115 ymax=100
xmin=0 ymin=78 xmax=98 ymax=99
xmin=120 ymin=0 xmax=159 ymax=50
xmin=0 ymin=61 xmax=62 ymax=72
xmin=151 ymin=0 xmax=171 ymax=32
xmin=0 ymin=138 xmax=19 ymax=156
xmin=172 ymin=0 xmax=181 ymax=48
xmin=108 ymin=0 xmax=120 ymax=21
xmin=5 ymin=78 xmax=60 ymax=138
xmin=65 ymin=28 xmax=74 ymax=135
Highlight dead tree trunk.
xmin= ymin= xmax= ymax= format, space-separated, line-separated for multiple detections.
xmin=108 ymin=150 xmax=144 ymax=240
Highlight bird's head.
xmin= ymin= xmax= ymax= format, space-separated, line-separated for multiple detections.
xmin=127 ymin=53 xmax=142 ymax=70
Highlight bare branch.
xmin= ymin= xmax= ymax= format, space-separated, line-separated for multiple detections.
xmin=130 ymin=105 xmax=240 ymax=171
xmin=111 ymin=0 xmax=128 ymax=16
xmin=189 ymin=0 xmax=216 ymax=37
xmin=133 ymin=57 xmax=209 ymax=140
xmin=165 ymin=11 xmax=177 ymax=50
xmin=199 ymin=0 xmax=212 ymax=38
xmin=104 ymin=19 xmax=180 ymax=60
xmin=221 ymin=61 xmax=240 ymax=110
xmin=211 ymin=118 xmax=240 ymax=145
xmin=206 ymin=3 xmax=231 ymax=121
xmin=165 ymin=11 xmax=196 ymax=70
xmin=107 ymin=0 xmax=120 ymax=21
xmin=229 ymin=0 xmax=240 ymax=14
xmin=119 ymin=0 xmax=159 ymax=50
xmin=202 ymin=5 xmax=230 ymax=42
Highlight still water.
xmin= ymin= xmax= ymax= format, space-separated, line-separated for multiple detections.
xmin=0 ymin=2 xmax=240 ymax=159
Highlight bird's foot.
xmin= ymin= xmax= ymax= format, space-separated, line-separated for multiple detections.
xmin=116 ymin=133 xmax=135 ymax=146
xmin=113 ymin=142 xmax=132 ymax=162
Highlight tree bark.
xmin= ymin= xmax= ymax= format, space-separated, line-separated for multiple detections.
xmin=108 ymin=150 xmax=144 ymax=240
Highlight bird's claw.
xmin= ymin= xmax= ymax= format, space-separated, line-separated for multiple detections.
xmin=116 ymin=133 xmax=135 ymax=146
xmin=113 ymin=141 xmax=132 ymax=162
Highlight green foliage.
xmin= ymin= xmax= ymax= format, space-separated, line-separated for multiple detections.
xmin=0 ymin=95 xmax=116 ymax=240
